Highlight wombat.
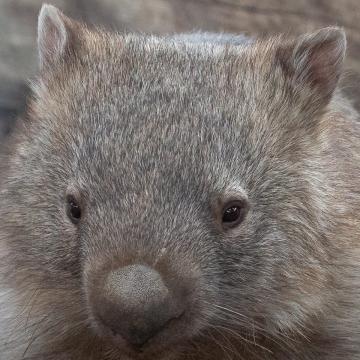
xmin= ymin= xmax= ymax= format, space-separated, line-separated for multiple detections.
xmin=0 ymin=3 xmax=360 ymax=360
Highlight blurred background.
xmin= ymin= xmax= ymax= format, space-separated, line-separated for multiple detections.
xmin=0 ymin=0 xmax=359 ymax=139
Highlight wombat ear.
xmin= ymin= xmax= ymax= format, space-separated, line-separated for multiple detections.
xmin=277 ymin=27 xmax=346 ymax=110
xmin=37 ymin=4 xmax=78 ymax=70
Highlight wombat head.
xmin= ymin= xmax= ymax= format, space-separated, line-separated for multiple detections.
xmin=0 ymin=4 xmax=347 ymax=359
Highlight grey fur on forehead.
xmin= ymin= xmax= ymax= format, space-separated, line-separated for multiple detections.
xmin=170 ymin=32 xmax=252 ymax=45
xmin=112 ymin=32 xmax=253 ymax=61
xmin=48 ymin=35 xmax=260 ymax=187
xmin=32 ymin=26 xmax=348 ymax=222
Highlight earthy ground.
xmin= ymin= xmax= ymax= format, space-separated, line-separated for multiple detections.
xmin=1 ymin=0 xmax=359 ymax=138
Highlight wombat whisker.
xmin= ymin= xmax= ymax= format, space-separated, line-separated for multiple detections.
xmin=209 ymin=303 xmax=297 ymax=351
xmin=207 ymin=330 xmax=237 ymax=360
xmin=22 ymin=314 xmax=50 ymax=359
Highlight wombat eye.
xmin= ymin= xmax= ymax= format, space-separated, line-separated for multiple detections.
xmin=66 ymin=195 xmax=82 ymax=224
xmin=222 ymin=201 xmax=247 ymax=228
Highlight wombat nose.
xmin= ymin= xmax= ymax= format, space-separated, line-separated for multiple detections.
xmin=94 ymin=264 xmax=184 ymax=348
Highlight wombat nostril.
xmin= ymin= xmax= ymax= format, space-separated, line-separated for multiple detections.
xmin=93 ymin=264 xmax=185 ymax=348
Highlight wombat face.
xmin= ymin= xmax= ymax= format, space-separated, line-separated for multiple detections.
xmin=0 ymin=5 xmax=346 ymax=359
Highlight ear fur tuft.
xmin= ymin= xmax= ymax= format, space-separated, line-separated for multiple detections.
xmin=277 ymin=27 xmax=346 ymax=108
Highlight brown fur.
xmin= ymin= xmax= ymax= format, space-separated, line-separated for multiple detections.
xmin=0 ymin=4 xmax=360 ymax=360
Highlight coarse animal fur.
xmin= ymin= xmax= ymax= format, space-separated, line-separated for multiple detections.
xmin=0 ymin=4 xmax=360 ymax=360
